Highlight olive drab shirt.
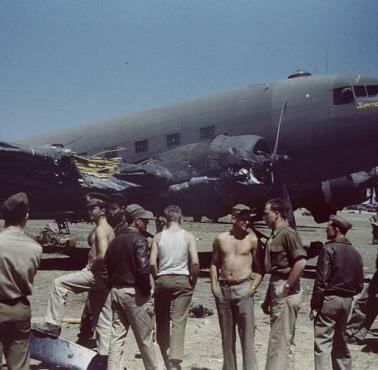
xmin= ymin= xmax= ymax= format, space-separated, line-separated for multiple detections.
xmin=264 ymin=222 xmax=306 ymax=274
xmin=0 ymin=226 xmax=42 ymax=300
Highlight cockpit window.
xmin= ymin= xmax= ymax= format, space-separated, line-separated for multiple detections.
xmin=367 ymin=85 xmax=378 ymax=97
xmin=353 ymin=86 xmax=367 ymax=97
xmin=334 ymin=86 xmax=354 ymax=105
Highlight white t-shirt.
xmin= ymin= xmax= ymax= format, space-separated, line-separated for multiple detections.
xmin=157 ymin=229 xmax=189 ymax=276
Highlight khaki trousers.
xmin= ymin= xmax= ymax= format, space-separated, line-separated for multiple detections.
xmin=44 ymin=267 xmax=112 ymax=355
xmin=154 ymin=275 xmax=193 ymax=363
xmin=215 ymin=281 xmax=258 ymax=370
xmin=0 ymin=299 xmax=31 ymax=370
xmin=314 ymin=295 xmax=352 ymax=370
xmin=265 ymin=278 xmax=301 ymax=370
xmin=107 ymin=286 xmax=158 ymax=370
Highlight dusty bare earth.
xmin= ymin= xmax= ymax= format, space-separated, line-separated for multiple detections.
xmin=2 ymin=210 xmax=378 ymax=370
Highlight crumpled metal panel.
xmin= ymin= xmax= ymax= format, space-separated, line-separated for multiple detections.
xmin=31 ymin=329 xmax=101 ymax=370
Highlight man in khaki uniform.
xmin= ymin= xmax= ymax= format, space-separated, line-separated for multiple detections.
xmin=0 ymin=193 xmax=42 ymax=370
xmin=210 ymin=204 xmax=263 ymax=370
xmin=34 ymin=193 xmax=114 ymax=358
xmin=263 ymin=198 xmax=307 ymax=370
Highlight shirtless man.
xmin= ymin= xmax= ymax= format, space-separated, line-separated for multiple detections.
xmin=78 ymin=193 xmax=128 ymax=346
xmin=34 ymin=193 xmax=114 ymax=357
xmin=210 ymin=204 xmax=263 ymax=370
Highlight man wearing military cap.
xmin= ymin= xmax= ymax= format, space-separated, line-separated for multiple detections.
xmin=35 ymin=192 xmax=114 ymax=359
xmin=104 ymin=204 xmax=158 ymax=370
xmin=310 ymin=214 xmax=364 ymax=370
xmin=0 ymin=193 xmax=42 ymax=370
xmin=210 ymin=203 xmax=263 ymax=370
xmin=77 ymin=193 xmax=129 ymax=346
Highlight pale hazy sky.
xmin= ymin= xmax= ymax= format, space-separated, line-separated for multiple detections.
xmin=1 ymin=0 xmax=377 ymax=141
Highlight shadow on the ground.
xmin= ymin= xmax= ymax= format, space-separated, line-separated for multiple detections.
xmin=361 ymin=339 xmax=378 ymax=353
xmin=361 ymin=330 xmax=378 ymax=353
xmin=40 ymin=256 xmax=87 ymax=270
xmin=40 ymin=245 xmax=90 ymax=270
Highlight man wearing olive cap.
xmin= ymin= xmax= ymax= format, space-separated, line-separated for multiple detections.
xmin=210 ymin=203 xmax=263 ymax=370
xmin=35 ymin=193 xmax=114 ymax=359
xmin=104 ymin=204 xmax=158 ymax=370
xmin=0 ymin=193 xmax=42 ymax=370
xmin=310 ymin=214 xmax=364 ymax=370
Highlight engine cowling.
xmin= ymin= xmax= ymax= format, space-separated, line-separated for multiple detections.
xmin=292 ymin=171 xmax=376 ymax=222
xmin=207 ymin=135 xmax=273 ymax=185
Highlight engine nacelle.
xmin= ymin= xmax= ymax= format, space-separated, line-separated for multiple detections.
xmin=321 ymin=172 xmax=372 ymax=210
xmin=292 ymin=171 xmax=376 ymax=223
xmin=207 ymin=135 xmax=272 ymax=185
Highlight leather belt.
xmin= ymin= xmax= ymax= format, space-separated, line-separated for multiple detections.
xmin=219 ymin=277 xmax=251 ymax=286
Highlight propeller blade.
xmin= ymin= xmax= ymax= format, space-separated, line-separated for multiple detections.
xmin=270 ymin=99 xmax=296 ymax=228
xmin=273 ymin=99 xmax=287 ymax=155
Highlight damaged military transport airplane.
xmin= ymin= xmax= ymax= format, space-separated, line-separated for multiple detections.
xmin=1 ymin=71 xmax=378 ymax=226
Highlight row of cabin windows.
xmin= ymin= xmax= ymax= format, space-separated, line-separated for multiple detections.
xmin=334 ymin=85 xmax=378 ymax=105
xmin=134 ymin=125 xmax=215 ymax=153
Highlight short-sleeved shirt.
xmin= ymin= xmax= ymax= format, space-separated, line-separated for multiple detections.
xmin=265 ymin=222 xmax=306 ymax=274
xmin=0 ymin=226 xmax=42 ymax=300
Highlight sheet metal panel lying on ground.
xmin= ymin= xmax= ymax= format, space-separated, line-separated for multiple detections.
xmin=31 ymin=329 xmax=104 ymax=370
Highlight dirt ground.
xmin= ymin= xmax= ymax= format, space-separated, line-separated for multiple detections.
xmin=3 ymin=210 xmax=378 ymax=369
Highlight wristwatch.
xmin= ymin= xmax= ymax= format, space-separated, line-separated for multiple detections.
xmin=284 ymin=282 xmax=290 ymax=290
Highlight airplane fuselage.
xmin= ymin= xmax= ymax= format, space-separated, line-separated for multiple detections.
xmin=22 ymin=73 xmax=378 ymax=186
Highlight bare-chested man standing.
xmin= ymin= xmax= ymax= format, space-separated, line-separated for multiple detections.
xmin=35 ymin=193 xmax=114 ymax=358
xmin=210 ymin=204 xmax=263 ymax=370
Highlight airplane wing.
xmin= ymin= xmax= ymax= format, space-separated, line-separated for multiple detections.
xmin=0 ymin=141 xmax=137 ymax=221
xmin=0 ymin=135 xmax=278 ymax=220
xmin=1 ymin=136 xmax=376 ymax=223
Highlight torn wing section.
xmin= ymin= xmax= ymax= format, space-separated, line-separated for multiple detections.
xmin=0 ymin=142 xmax=137 ymax=220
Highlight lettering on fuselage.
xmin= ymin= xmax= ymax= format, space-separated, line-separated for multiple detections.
xmin=356 ymin=101 xmax=378 ymax=110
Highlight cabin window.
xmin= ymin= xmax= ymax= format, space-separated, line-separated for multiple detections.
xmin=200 ymin=125 xmax=215 ymax=140
xmin=135 ymin=140 xmax=148 ymax=153
xmin=333 ymin=86 xmax=354 ymax=105
xmin=167 ymin=133 xmax=181 ymax=147
xmin=367 ymin=85 xmax=378 ymax=97
xmin=353 ymin=86 xmax=367 ymax=97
